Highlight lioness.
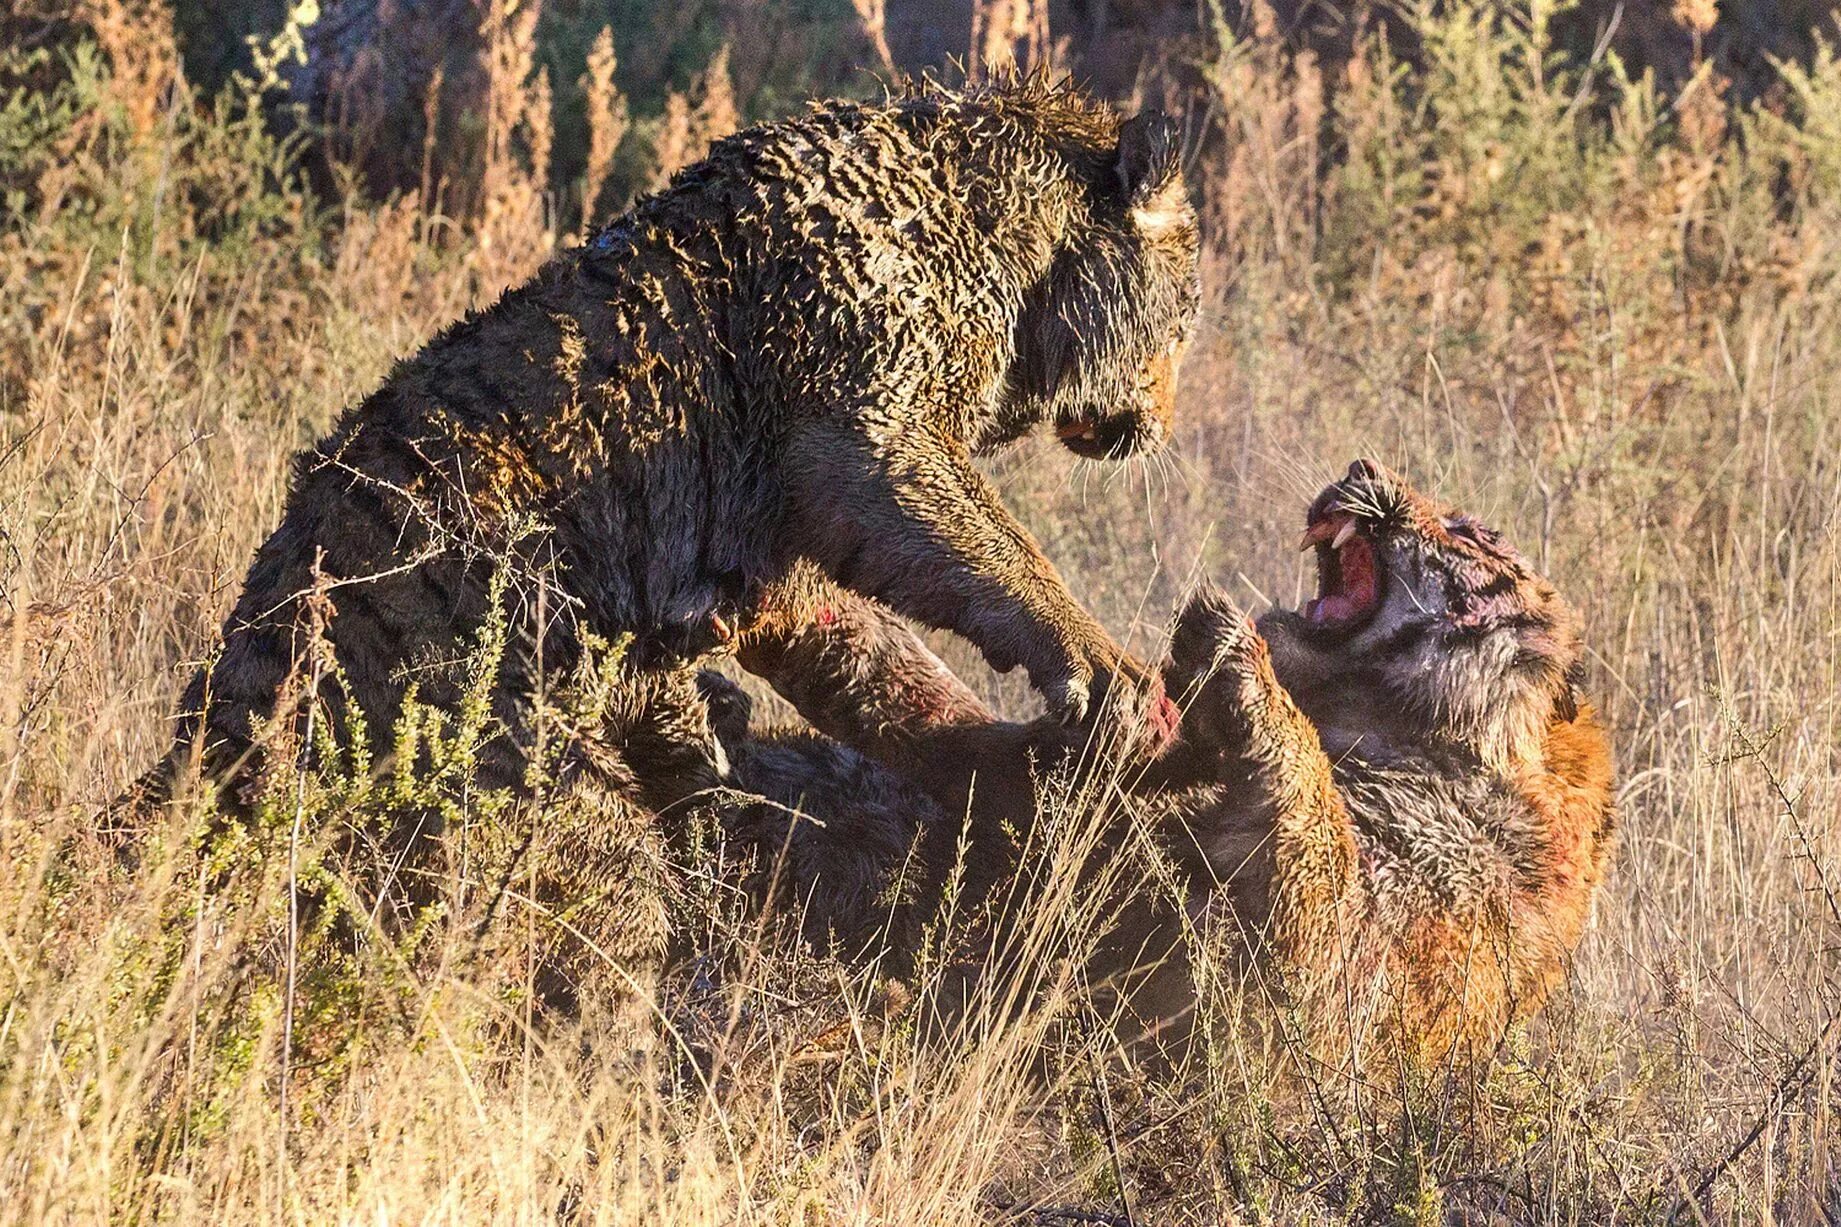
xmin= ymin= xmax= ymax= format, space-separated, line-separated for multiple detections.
xmin=715 ymin=461 xmax=1617 ymax=1067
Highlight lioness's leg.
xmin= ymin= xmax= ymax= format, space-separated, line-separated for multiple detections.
xmin=739 ymin=570 xmax=1100 ymax=826
xmin=718 ymin=731 xmax=949 ymax=966
xmin=1161 ymin=587 xmax=1359 ymax=963
xmin=739 ymin=569 xmax=994 ymax=774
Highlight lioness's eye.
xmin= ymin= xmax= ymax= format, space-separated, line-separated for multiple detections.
xmin=1443 ymin=517 xmax=1479 ymax=542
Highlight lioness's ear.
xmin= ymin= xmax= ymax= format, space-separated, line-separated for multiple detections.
xmin=1115 ymin=110 xmax=1189 ymax=237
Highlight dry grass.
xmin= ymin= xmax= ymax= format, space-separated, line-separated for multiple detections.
xmin=3 ymin=0 xmax=1841 ymax=1221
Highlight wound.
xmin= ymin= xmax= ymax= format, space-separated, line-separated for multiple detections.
xmin=1147 ymin=687 xmax=1181 ymax=754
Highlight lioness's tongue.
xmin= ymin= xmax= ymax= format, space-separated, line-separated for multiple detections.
xmin=1305 ymin=534 xmax=1378 ymax=625
xmin=1306 ymin=593 xmax=1363 ymax=623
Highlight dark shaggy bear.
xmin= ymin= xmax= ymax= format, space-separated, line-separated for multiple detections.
xmin=119 ymin=78 xmax=1199 ymax=997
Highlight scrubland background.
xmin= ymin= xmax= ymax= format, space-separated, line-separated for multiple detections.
xmin=4 ymin=0 xmax=1841 ymax=1220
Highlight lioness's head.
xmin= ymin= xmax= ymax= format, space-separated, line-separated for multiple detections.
xmin=1009 ymin=109 xmax=1200 ymax=461
xmin=1257 ymin=460 xmax=1585 ymax=769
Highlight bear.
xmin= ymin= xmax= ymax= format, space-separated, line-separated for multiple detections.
xmin=113 ymin=77 xmax=1199 ymax=1008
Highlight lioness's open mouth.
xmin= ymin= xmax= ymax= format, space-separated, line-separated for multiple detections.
xmin=1298 ymin=509 xmax=1381 ymax=631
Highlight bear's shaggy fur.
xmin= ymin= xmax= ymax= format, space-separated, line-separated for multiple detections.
xmin=120 ymin=80 xmax=1200 ymax=989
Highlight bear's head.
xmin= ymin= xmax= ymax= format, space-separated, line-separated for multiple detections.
xmin=1008 ymin=110 xmax=1200 ymax=462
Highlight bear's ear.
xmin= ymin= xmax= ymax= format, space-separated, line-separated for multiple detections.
xmin=1115 ymin=110 xmax=1189 ymax=238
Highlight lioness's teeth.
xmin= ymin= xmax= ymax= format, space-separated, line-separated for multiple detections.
xmin=1332 ymin=519 xmax=1359 ymax=550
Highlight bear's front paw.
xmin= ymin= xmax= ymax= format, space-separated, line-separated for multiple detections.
xmin=695 ymin=669 xmax=754 ymax=748
xmin=1037 ymin=642 xmax=1177 ymax=762
xmin=1039 ymin=667 xmax=1093 ymax=726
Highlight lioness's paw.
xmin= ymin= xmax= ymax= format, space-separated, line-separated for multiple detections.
xmin=1166 ymin=584 xmax=1277 ymax=750
xmin=1087 ymin=654 xmax=1180 ymax=760
xmin=1168 ymin=582 xmax=1259 ymax=692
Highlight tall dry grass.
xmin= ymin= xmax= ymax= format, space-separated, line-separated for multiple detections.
xmin=3 ymin=0 xmax=1841 ymax=1220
